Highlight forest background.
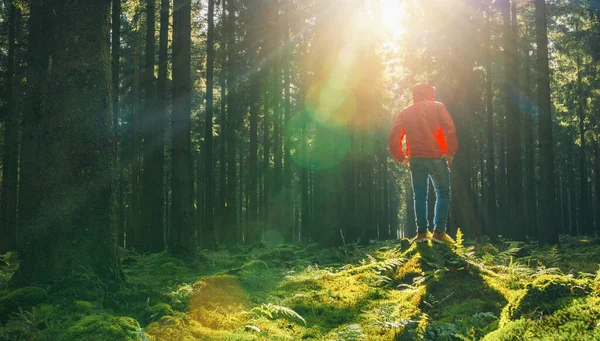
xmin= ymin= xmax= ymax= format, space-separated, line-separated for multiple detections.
xmin=0 ymin=0 xmax=599 ymax=339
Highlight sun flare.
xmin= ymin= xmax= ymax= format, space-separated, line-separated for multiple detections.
xmin=380 ymin=0 xmax=407 ymax=38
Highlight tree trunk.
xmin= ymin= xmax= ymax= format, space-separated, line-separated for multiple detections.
xmin=505 ymin=0 xmax=524 ymax=240
xmin=11 ymin=0 xmax=121 ymax=293
xmin=224 ymin=0 xmax=238 ymax=245
xmin=156 ymin=0 xmax=170 ymax=247
xmin=247 ymin=0 xmax=264 ymax=244
xmin=576 ymin=51 xmax=589 ymax=235
xmin=18 ymin=0 xmax=46 ymax=253
xmin=129 ymin=16 xmax=142 ymax=249
xmin=141 ymin=0 xmax=165 ymax=252
xmin=204 ymin=0 xmax=216 ymax=247
xmin=567 ymin=141 xmax=577 ymax=235
xmin=283 ymin=6 xmax=294 ymax=243
xmin=535 ymin=0 xmax=559 ymax=244
xmin=170 ymin=0 xmax=196 ymax=255
xmin=0 ymin=0 xmax=21 ymax=254
xmin=217 ymin=0 xmax=227 ymax=243
xmin=593 ymin=103 xmax=600 ymax=235
xmin=485 ymin=8 xmax=496 ymax=240
xmin=524 ymin=39 xmax=537 ymax=240
xmin=112 ymin=0 xmax=124 ymax=248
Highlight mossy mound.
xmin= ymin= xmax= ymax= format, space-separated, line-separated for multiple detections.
xmin=484 ymin=296 xmax=600 ymax=341
xmin=62 ymin=314 xmax=144 ymax=341
xmin=507 ymin=275 xmax=590 ymax=320
xmin=146 ymin=303 xmax=175 ymax=322
xmin=0 ymin=286 xmax=48 ymax=322
xmin=145 ymin=315 xmax=255 ymax=341
xmin=188 ymin=275 xmax=248 ymax=330
xmin=240 ymin=260 xmax=269 ymax=272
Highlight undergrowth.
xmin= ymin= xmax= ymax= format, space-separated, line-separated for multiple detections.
xmin=0 ymin=236 xmax=599 ymax=340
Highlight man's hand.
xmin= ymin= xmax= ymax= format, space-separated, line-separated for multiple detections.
xmin=402 ymin=158 xmax=411 ymax=168
xmin=441 ymin=155 xmax=453 ymax=167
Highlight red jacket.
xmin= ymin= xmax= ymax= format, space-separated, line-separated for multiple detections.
xmin=389 ymin=99 xmax=457 ymax=162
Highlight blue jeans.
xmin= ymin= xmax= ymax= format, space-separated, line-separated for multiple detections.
xmin=410 ymin=158 xmax=451 ymax=233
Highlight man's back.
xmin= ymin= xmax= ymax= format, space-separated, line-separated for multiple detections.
xmin=389 ymin=98 xmax=457 ymax=162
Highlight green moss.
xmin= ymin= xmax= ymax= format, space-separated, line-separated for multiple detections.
xmin=145 ymin=315 xmax=255 ymax=340
xmin=240 ymin=260 xmax=269 ymax=272
xmin=188 ymin=275 xmax=248 ymax=330
xmin=484 ymin=297 xmax=600 ymax=341
xmin=62 ymin=314 xmax=144 ymax=341
xmin=147 ymin=303 xmax=174 ymax=322
xmin=4 ymin=239 xmax=600 ymax=341
xmin=508 ymin=275 xmax=590 ymax=319
xmin=71 ymin=300 xmax=95 ymax=315
xmin=0 ymin=286 xmax=48 ymax=322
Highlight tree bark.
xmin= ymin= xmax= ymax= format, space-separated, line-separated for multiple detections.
xmin=18 ymin=0 xmax=46 ymax=253
xmin=170 ymin=0 xmax=196 ymax=255
xmin=112 ymin=0 xmax=124 ymax=248
xmin=535 ymin=0 xmax=559 ymax=244
xmin=218 ymin=0 xmax=227 ymax=243
xmin=204 ymin=0 xmax=216 ymax=247
xmin=224 ymin=0 xmax=238 ymax=245
xmin=524 ymin=38 xmax=537 ymax=240
xmin=0 ymin=0 xmax=21 ymax=254
xmin=505 ymin=0 xmax=524 ymax=240
xmin=156 ymin=0 xmax=170 ymax=246
xmin=247 ymin=0 xmax=263 ymax=243
xmin=485 ymin=7 xmax=496 ymax=240
xmin=141 ymin=0 xmax=166 ymax=252
xmin=576 ymin=50 xmax=589 ymax=235
xmin=129 ymin=14 xmax=142 ymax=249
xmin=11 ymin=0 xmax=121 ymax=293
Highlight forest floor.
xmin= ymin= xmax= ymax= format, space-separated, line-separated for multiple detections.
xmin=1 ymin=234 xmax=600 ymax=341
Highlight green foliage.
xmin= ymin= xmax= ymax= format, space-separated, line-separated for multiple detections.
xmin=331 ymin=324 xmax=365 ymax=341
xmin=0 ymin=287 xmax=48 ymax=323
xmin=62 ymin=314 xmax=144 ymax=341
xmin=507 ymin=275 xmax=590 ymax=320
xmin=2 ymin=239 xmax=600 ymax=340
xmin=0 ymin=253 xmax=18 ymax=289
xmin=456 ymin=228 xmax=464 ymax=247
xmin=0 ymin=305 xmax=56 ymax=341
xmin=146 ymin=303 xmax=174 ymax=322
xmin=252 ymin=303 xmax=307 ymax=325
xmin=71 ymin=300 xmax=94 ymax=315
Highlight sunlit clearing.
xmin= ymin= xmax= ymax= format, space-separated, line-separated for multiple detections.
xmin=380 ymin=0 xmax=407 ymax=38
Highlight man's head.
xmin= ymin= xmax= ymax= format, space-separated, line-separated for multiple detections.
xmin=412 ymin=82 xmax=435 ymax=103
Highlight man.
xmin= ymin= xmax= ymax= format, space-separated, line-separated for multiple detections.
xmin=389 ymin=83 xmax=457 ymax=244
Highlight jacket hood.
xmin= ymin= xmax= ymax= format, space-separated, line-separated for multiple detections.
xmin=412 ymin=82 xmax=435 ymax=103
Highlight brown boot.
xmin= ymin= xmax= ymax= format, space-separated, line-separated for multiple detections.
xmin=431 ymin=230 xmax=456 ymax=245
xmin=412 ymin=231 xmax=430 ymax=243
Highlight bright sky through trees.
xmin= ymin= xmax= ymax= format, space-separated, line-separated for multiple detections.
xmin=380 ymin=0 xmax=407 ymax=38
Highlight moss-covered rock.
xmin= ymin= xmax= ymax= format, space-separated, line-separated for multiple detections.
xmin=508 ymin=275 xmax=590 ymax=319
xmin=62 ymin=314 xmax=144 ymax=341
xmin=258 ymin=247 xmax=296 ymax=261
xmin=399 ymin=238 xmax=412 ymax=252
xmin=188 ymin=275 xmax=248 ymax=330
xmin=0 ymin=286 xmax=48 ymax=322
xmin=240 ymin=260 xmax=269 ymax=272
xmin=484 ymin=297 xmax=600 ymax=341
xmin=147 ymin=303 xmax=174 ymax=322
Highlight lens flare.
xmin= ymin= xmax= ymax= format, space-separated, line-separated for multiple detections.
xmin=286 ymin=111 xmax=351 ymax=171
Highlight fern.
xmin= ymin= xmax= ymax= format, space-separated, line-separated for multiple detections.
xmin=331 ymin=324 xmax=365 ymax=341
xmin=252 ymin=303 xmax=306 ymax=325
xmin=370 ymin=304 xmax=418 ymax=330
xmin=456 ymin=228 xmax=464 ymax=247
